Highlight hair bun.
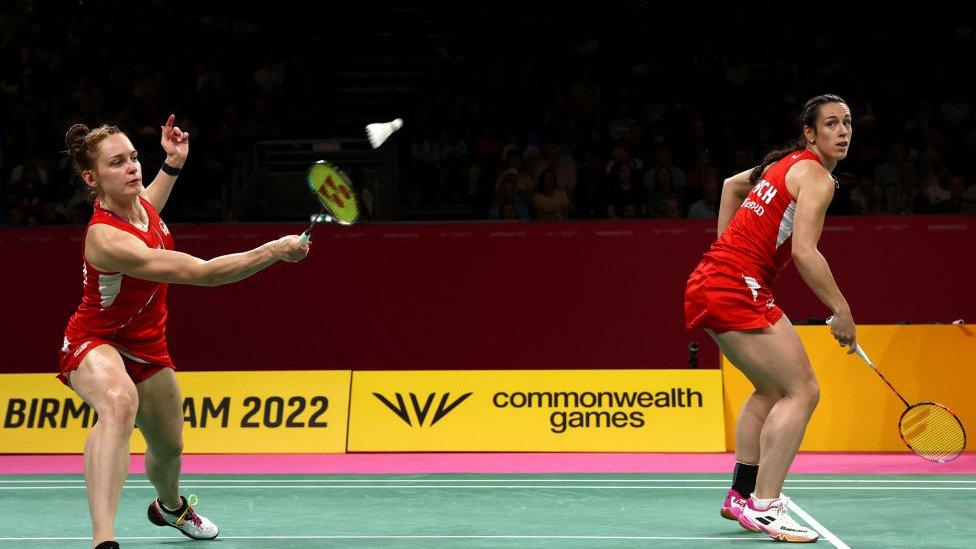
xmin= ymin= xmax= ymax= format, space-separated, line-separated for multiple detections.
xmin=65 ymin=123 xmax=90 ymax=154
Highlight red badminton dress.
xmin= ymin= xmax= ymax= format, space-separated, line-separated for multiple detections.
xmin=58 ymin=196 xmax=176 ymax=385
xmin=685 ymin=150 xmax=823 ymax=332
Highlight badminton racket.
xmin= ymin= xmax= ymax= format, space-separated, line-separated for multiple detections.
xmin=299 ymin=161 xmax=360 ymax=244
xmin=827 ymin=317 xmax=966 ymax=462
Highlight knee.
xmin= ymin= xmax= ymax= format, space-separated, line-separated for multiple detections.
xmin=797 ymin=380 xmax=820 ymax=413
xmin=98 ymin=387 xmax=139 ymax=429
xmin=150 ymin=436 xmax=184 ymax=460
xmin=143 ymin=419 xmax=185 ymax=459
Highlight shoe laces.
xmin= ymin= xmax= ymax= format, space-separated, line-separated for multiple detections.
xmin=770 ymin=497 xmax=809 ymax=530
xmin=771 ymin=495 xmax=791 ymax=517
xmin=176 ymin=494 xmax=203 ymax=528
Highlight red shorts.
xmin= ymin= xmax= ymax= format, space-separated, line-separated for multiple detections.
xmin=684 ymin=261 xmax=784 ymax=333
xmin=57 ymin=336 xmax=175 ymax=387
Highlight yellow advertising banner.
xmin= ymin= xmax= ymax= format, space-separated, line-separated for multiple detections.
xmin=348 ymin=369 xmax=725 ymax=451
xmin=0 ymin=371 xmax=351 ymax=453
xmin=722 ymin=325 xmax=976 ymax=451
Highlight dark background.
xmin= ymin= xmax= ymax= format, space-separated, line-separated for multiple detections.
xmin=2 ymin=0 xmax=974 ymax=225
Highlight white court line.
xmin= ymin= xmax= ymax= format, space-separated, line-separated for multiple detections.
xmin=0 ymin=534 xmax=765 ymax=542
xmin=2 ymin=485 xmax=976 ymax=491
xmin=791 ymin=499 xmax=850 ymax=549
xmin=2 ymin=478 xmax=973 ymax=483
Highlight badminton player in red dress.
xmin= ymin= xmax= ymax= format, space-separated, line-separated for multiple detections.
xmin=60 ymin=116 xmax=309 ymax=548
xmin=685 ymin=95 xmax=857 ymax=543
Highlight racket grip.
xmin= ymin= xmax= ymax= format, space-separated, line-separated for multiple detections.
xmin=826 ymin=316 xmax=875 ymax=367
xmin=852 ymin=344 xmax=875 ymax=367
xmin=299 ymin=231 xmax=310 ymax=245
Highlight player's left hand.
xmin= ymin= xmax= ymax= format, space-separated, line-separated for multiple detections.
xmin=161 ymin=114 xmax=189 ymax=166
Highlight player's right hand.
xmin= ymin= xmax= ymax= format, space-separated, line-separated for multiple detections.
xmin=274 ymin=235 xmax=310 ymax=263
xmin=827 ymin=311 xmax=856 ymax=354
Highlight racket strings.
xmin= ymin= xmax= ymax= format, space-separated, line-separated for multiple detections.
xmin=308 ymin=162 xmax=360 ymax=225
xmin=899 ymin=404 xmax=966 ymax=462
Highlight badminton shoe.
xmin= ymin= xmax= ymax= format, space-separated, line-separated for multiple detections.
xmin=738 ymin=495 xmax=819 ymax=543
xmin=720 ymin=489 xmax=760 ymax=532
xmin=148 ymin=495 xmax=219 ymax=540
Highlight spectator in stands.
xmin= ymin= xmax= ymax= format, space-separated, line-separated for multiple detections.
xmin=605 ymin=142 xmax=643 ymax=178
xmin=490 ymin=173 xmax=530 ymax=220
xmin=606 ymin=161 xmax=643 ymax=219
xmin=644 ymin=145 xmax=687 ymax=192
xmin=496 ymin=148 xmax=536 ymax=201
xmin=944 ymin=174 xmax=967 ymax=214
xmin=868 ymin=182 xmax=888 ymax=214
xmin=874 ymin=140 xmax=915 ymax=187
xmin=849 ymin=176 xmax=873 ymax=214
xmin=660 ymin=196 xmax=683 ymax=219
xmin=532 ymin=168 xmax=570 ymax=220
xmin=646 ymin=166 xmax=681 ymax=218
xmin=687 ymin=172 xmax=720 ymax=219
xmin=963 ymin=180 xmax=976 ymax=215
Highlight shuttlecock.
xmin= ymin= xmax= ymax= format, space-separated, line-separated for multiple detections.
xmin=366 ymin=118 xmax=403 ymax=149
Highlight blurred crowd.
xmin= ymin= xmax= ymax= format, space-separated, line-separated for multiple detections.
xmin=2 ymin=1 xmax=975 ymax=225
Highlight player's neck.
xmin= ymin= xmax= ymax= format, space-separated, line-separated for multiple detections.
xmin=806 ymin=146 xmax=837 ymax=173
xmin=100 ymin=195 xmax=145 ymax=225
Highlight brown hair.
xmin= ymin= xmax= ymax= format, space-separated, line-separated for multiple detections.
xmin=748 ymin=94 xmax=847 ymax=184
xmin=65 ymin=123 xmax=124 ymax=199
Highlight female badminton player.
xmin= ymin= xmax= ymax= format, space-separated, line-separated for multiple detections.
xmin=685 ymin=94 xmax=857 ymax=543
xmin=59 ymin=115 xmax=309 ymax=548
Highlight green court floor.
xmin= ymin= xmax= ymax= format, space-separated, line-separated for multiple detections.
xmin=2 ymin=474 xmax=973 ymax=548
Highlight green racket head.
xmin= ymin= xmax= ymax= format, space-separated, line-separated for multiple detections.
xmin=307 ymin=161 xmax=360 ymax=225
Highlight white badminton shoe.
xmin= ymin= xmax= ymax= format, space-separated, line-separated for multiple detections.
xmin=148 ymin=494 xmax=219 ymax=540
xmin=737 ymin=495 xmax=819 ymax=543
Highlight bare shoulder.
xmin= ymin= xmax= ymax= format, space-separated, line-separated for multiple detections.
xmin=87 ymin=223 xmax=144 ymax=245
xmin=789 ymin=159 xmax=834 ymax=187
xmin=86 ymin=224 xmax=146 ymax=271
xmin=786 ymin=159 xmax=835 ymax=200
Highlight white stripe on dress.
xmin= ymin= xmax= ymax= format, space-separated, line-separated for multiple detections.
xmin=742 ymin=276 xmax=761 ymax=301
xmin=98 ymin=273 xmax=123 ymax=308
xmin=776 ymin=201 xmax=797 ymax=248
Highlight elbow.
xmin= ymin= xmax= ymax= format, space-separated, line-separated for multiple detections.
xmin=722 ymin=178 xmax=735 ymax=195
xmin=723 ymin=178 xmax=749 ymax=200
xmin=196 ymin=272 xmax=225 ymax=287
xmin=791 ymin=246 xmax=819 ymax=264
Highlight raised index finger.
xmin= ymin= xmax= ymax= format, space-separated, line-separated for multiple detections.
xmin=164 ymin=114 xmax=176 ymax=131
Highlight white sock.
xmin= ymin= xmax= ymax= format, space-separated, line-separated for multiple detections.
xmin=160 ymin=497 xmax=185 ymax=514
xmin=750 ymin=493 xmax=782 ymax=510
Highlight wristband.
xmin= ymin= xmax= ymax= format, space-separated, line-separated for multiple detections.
xmin=161 ymin=162 xmax=182 ymax=176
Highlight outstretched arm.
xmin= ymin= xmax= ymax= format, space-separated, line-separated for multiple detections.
xmin=716 ymin=167 xmax=756 ymax=236
xmin=86 ymin=225 xmax=309 ymax=287
xmin=143 ymin=114 xmax=188 ymax=212
xmin=789 ymin=162 xmax=856 ymax=350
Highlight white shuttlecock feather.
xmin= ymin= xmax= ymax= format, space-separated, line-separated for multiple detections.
xmin=366 ymin=118 xmax=403 ymax=149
